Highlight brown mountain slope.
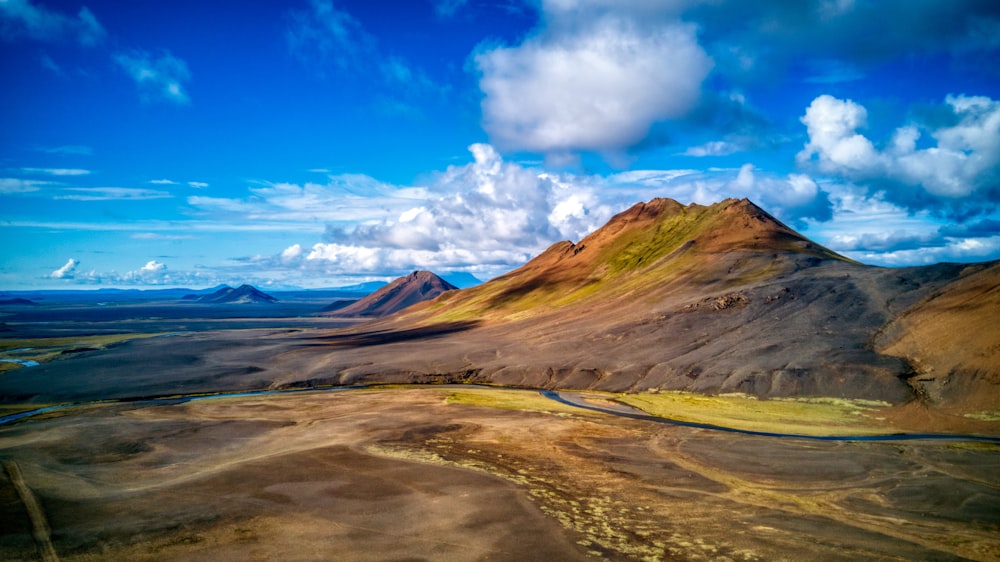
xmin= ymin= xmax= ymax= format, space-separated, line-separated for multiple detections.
xmin=398 ymin=198 xmax=848 ymax=325
xmin=325 ymin=270 xmax=458 ymax=317
xmin=284 ymin=198 xmax=999 ymax=411
xmin=875 ymin=261 xmax=1000 ymax=410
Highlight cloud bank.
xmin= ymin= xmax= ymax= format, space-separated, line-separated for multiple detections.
xmin=272 ymin=143 xmax=614 ymax=278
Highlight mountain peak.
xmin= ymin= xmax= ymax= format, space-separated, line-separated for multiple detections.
xmin=324 ymin=270 xmax=458 ymax=317
xmin=197 ymin=284 xmax=277 ymax=304
xmin=411 ymin=197 xmax=849 ymax=323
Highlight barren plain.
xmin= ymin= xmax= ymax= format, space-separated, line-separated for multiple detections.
xmin=2 ymin=385 xmax=999 ymax=561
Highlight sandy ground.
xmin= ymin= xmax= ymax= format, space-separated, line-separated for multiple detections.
xmin=2 ymin=388 xmax=998 ymax=561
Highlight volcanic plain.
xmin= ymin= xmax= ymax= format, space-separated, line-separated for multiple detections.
xmin=2 ymin=198 xmax=999 ymax=561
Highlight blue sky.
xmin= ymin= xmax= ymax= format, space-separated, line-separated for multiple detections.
xmin=2 ymin=0 xmax=999 ymax=289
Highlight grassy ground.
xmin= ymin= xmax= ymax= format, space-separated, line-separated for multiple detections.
xmin=441 ymin=387 xmax=586 ymax=415
xmin=616 ymin=390 xmax=895 ymax=436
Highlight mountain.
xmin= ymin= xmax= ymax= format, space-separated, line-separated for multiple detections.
xmin=0 ymin=298 xmax=36 ymax=306
xmin=196 ymin=284 xmax=278 ymax=304
xmin=323 ymin=271 xmax=458 ymax=317
xmin=299 ymin=198 xmax=999 ymax=411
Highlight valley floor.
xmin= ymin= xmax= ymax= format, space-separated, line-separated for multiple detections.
xmin=2 ymin=387 xmax=998 ymax=561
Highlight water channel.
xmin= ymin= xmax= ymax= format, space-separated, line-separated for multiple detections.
xmin=2 ymin=385 xmax=999 ymax=444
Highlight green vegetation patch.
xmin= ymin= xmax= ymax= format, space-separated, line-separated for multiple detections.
xmin=964 ymin=411 xmax=1000 ymax=422
xmin=617 ymin=391 xmax=894 ymax=436
xmin=443 ymin=388 xmax=586 ymax=415
xmin=0 ymin=333 xmax=163 ymax=370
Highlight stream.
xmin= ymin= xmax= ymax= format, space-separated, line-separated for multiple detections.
xmin=2 ymin=385 xmax=999 ymax=444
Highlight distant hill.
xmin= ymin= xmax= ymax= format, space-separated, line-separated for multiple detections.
xmin=297 ymin=197 xmax=999 ymax=411
xmin=323 ymin=271 xmax=458 ymax=317
xmin=195 ymin=284 xmax=278 ymax=304
xmin=0 ymin=298 xmax=36 ymax=306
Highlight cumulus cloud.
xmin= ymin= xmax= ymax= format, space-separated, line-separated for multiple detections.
xmin=0 ymin=0 xmax=105 ymax=45
xmin=475 ymin=7 xmax=712 ymax=158
xmin=50 ymin=258 xmax=79 ymax=279
xmin=272 ymin=143 xmax=615 ymax=277
xmin=114 ymin=50 xmax=191 ymax=105
xmin=798 ymin=94 xmax=1000 ymax=216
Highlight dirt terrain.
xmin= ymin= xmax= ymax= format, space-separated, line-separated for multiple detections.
xmin=1 ymin=388 xmax=998 ymax=561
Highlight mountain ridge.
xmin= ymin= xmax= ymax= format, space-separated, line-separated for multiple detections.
xmin=296 ymin=197 xmax=999 ymax=412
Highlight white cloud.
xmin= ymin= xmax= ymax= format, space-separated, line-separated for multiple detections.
xmin=188 ymin=181 xmax=209 ymax=188
xmin=114 ymin=50 xmax=191 ymax=105
xmin=683 ymin=141 xmax=739 ymax=157
xmin=280 ymin=244 xmax=304 ymax=265
xmin=273 ymin=143 xmax=616 ymax=278
xmin=20 ymin=167 xmax=91 ymax=176
xmin=798 ymin=95 xmax=879 ymax=174
xmin=149 ymin=179 xmax=179 ymax=185
xmin=0 ymin=177 xmax=50 ymax=193
xmin=139 ymin=260 xmax=166 ymax=273
xmin=54 ymin=187 xmax=173 ymax=201
xmin=50 ymin=258 xmax=79 ymax=279
xmin=188 ymin=175 xmax=428 ymax=223
xmin=798 ymin=94 xmax=1000 ymax=210
xmin=475 ymin=9 xmax=712 ymax=157
xmin=0 ymin=0 xmax=105 ymax=45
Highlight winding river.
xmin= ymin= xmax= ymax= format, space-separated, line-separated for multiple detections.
xmin=2 ymin=385 xmax=999 ymax=444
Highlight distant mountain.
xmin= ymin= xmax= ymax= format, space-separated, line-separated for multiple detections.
xmin=195 ymin=284 xmax=278 ymax=304
xmin=0 ymin=298 xmax=36 ymax=306
xmin=300 ymin=198 xmax=999 ymax=411
xmin=323 ymin=271 xmax=458 ymax=317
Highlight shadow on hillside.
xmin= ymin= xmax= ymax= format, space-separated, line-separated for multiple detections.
xmin=303 ymin=320 xmax=481 ymax=348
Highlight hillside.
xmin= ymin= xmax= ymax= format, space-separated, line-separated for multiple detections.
xmin=292 ymin=198 xmax=998 ymax=410
xmin=323 ymin=271 xmax=458 ymax=317
xmin=196 ymin=284 xmax=277 ymax=304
